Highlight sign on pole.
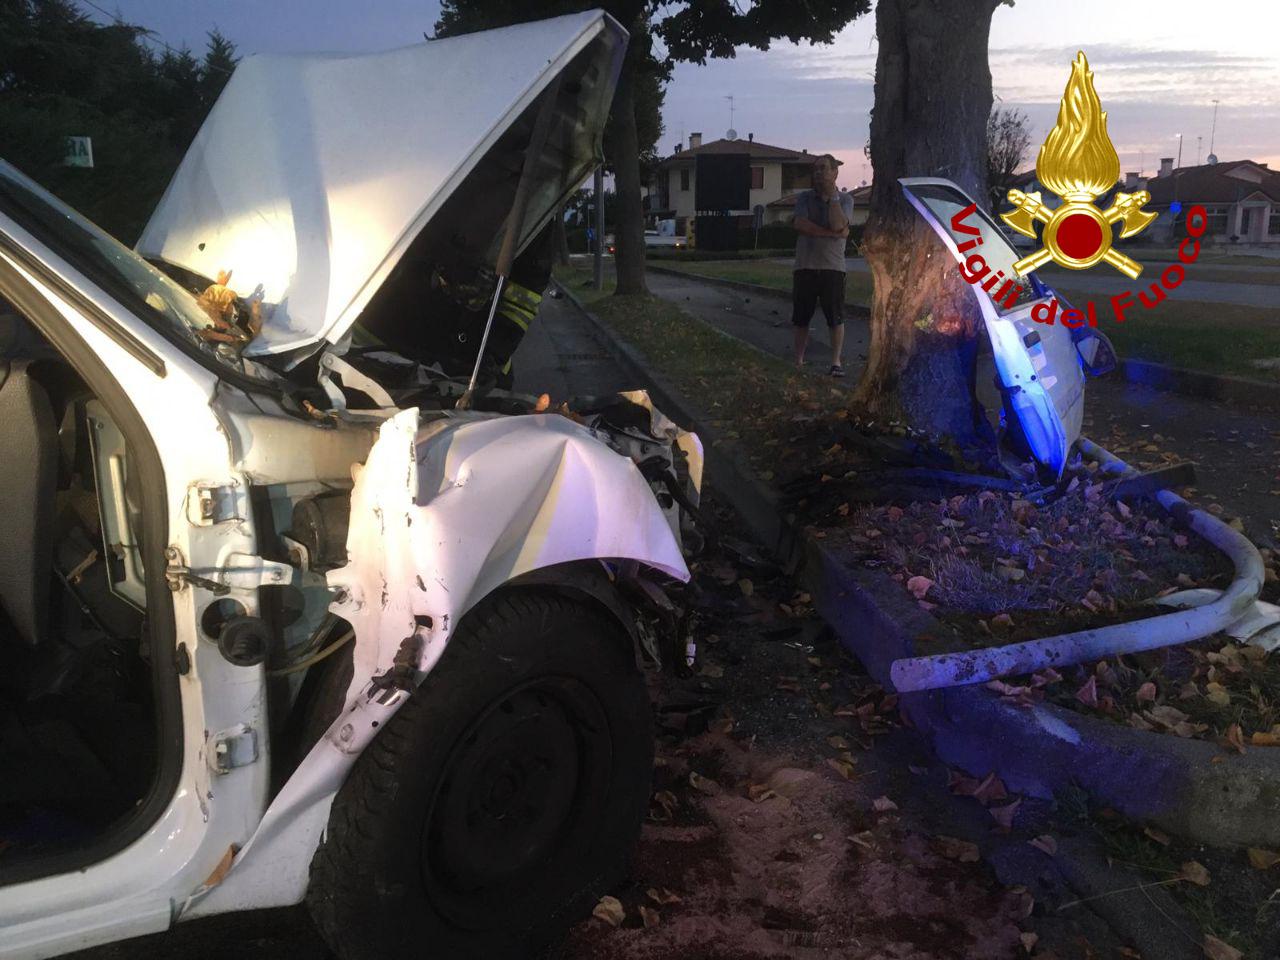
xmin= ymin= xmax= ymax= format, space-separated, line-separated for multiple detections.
xmin=64 ymin=137 xmax=94 ymax=168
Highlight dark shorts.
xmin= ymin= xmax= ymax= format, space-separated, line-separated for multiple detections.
xmin=791 ymin=269 xmax=845 ymax=328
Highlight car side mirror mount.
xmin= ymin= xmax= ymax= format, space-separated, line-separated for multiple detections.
xmin=1074 ymin=328 xmax=1117 ymax=377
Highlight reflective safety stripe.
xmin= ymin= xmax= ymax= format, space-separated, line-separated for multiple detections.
xmin=497 ymin=280 xmax=542 ymax=332
xmin=499 ymin=302 xmax=534 ymax=330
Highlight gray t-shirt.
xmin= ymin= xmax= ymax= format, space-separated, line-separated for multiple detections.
xmin=793 ymin=189 xmax=854 ymax=272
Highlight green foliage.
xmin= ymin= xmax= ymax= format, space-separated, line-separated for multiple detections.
xmin=0 ymin=0 xmax=238 ymax=241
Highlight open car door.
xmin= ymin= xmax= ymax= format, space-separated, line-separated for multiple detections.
xmin=899 ymin=177 xmax=1115 ymax=478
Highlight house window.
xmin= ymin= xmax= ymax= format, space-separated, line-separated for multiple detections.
xmin=781 ymin=164 xmax=812 ymax=191
xmin=750 ymin=166 xmax=764 ymax=190
xmin=1202 ymin=205 xmax=1230 ymax=236
xmin=679 ymin=168 xmax=690 ymax=191
xmin=1270 ymin=207 xmax=1280 ymax=237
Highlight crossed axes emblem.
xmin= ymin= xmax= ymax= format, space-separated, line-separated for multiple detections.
xmin=1001 ymin=188 xmax=1157 ymax=280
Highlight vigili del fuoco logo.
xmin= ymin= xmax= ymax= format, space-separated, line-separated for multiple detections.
xmin=1002 ymin=51 xmax=1156 ymax=279
xmin=946 ymin=50 xmax=1211 ymax=328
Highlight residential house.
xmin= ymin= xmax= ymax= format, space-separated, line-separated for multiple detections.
xmin=766 ymin=183 xmax=870 ymax=228
xmin=653 ymin=133 xmax=844 ymax=233
xmin=1144 ymin=158 xmax=1280 ymax=247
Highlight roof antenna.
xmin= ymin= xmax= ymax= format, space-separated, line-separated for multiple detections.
xmin=456 ymin=75 xmax=564 ymax=411
xmin=725 ymin=94 xmax=736 ymax=139
xmin=1208 ymin=99 xmax=1220 ymax=164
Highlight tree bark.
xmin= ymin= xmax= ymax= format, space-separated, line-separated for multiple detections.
xmin=606 ymin=32 xmax=649 ymax=296
xmin=854 ymin=0 xmax=999 ymax=445
xmin=553 ymin=202 xmax=570 ymax=266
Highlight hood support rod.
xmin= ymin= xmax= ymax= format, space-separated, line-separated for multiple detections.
xmin=457 ymin=75 xmax=564 ymax=410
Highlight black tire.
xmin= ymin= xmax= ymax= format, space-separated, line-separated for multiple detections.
xmin=306 ymin=589 xmax=653 ymax=960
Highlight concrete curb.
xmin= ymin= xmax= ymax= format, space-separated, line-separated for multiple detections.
xmin=558 ymin=278 xmax=1280 ymax=848
xmin=646 ymin=263 xmax=1280 ymax=410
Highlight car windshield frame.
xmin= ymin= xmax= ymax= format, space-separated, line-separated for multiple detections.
xmin=0 ymin=161 xmax=279 ymax=385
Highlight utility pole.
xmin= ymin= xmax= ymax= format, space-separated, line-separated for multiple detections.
xmin=593 ymin=164 xmax=604 ymax=291
xmin=1176 ymin=133 xmax=1183 ymax=170
xmin=1209 ymin=99 xmax=1219 ymax=157
xmin=1197 ymin=136 xmax=1202 ymax=165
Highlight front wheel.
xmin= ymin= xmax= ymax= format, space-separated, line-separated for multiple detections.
xmin=306 ymin=589 xmax=653 ymax=960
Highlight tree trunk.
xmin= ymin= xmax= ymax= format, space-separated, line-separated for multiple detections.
xmin=854 ymin=0 xmax=999 ymax=445
xmin=606 ymin=39 xmax=648 ymax=296
xmin=553 ymin=202 xmax=570 ymax=266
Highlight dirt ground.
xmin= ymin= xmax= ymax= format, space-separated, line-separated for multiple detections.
xmin=554 ymin=497 xmax=1154 ymax=960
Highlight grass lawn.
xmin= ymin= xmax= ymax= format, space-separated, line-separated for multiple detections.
xmin=1051 ymin=287 xmax=1280 ymax=380
xmin=647 ymin=259 xmax=1280 ymax=381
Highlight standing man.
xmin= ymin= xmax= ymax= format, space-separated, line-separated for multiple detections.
xmin=791 ymin=154 xmax=853 ymax=376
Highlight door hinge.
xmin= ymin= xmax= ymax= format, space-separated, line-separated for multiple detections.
xmin=188 ymin=482 xmax=242 ymax=526
xmin=209 ymin=724 xmax=259 ymax=774
xmin=165 ymin=545 xmax=294 ymax=595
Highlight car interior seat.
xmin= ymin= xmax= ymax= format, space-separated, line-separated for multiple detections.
xmin=0 ymin=318 xmax=59 ymax=649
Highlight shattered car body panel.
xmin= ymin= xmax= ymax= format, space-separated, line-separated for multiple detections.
xmin=333 ymin=407 xmax=691 ymax=697
xmin=900 ymin=177 xmax=1114 ymax=478
xmin=190 ymin=404 xmax=695 ymax=914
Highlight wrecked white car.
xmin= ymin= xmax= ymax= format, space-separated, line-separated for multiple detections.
xmin=0 ymin=12 xmax=702 ymax=959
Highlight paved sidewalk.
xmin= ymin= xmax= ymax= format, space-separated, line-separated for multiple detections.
xmin=637 ymin=267 xmax=1280 ymax=547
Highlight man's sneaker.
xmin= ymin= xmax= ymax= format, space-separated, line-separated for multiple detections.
xmin=830 ymin=364 xmax=845 ymax=378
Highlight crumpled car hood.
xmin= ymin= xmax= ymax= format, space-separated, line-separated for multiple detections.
xmin=136 ymin=10 xmax=624 ymax=360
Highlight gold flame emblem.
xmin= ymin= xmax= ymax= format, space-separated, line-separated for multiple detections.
xmin=1002 ymin=52 xmax=1156 ymax=278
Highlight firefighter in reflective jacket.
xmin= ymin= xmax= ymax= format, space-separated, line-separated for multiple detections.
xmin=358 ymin=222 xmax=557 ymax=391
xmin=428 ymin=223 xmax=556 ymax=390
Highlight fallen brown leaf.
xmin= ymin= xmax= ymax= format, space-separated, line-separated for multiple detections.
xmin=646 ymin=887 xmax=682 ymax=905
xmin=689 ymin=771 xmax=719 ymax=795
xmin=1143 ymin=825 xmax=1171 ymax=845
xmin=638 ymin=904 xmax=660 ymax=928
xmin=872 ymin=795 xmax=898 ymax=813
xmin=1029 ymin=834 xmax=1058 ymax=856
xmin=989 ymin=799 xmax=1021 ymax=831
xmin=906 ymin=575 xmax=934 ymax=600
xmin=1180 ymin=860 xmax=1211 ymax=887
xmin=1075 ymin=675 xmax=1099 ymax=708
xmin=592 ymin=895 xmax=625 ymax=927
xmin=1248 ymin=848 xmax=1280 ymax=870
xmin=933 ymin=835 xmax=980 ymax=862
xmin=1135 ymin=682 xmax=1157 ymax=703
xmin=972 ymin=772 xmax=1009 ymax=806
xmin=1203 ymin=934 xmax=1243 ymax=960
xmin=1225 ymin=724 xmax=1246 ymax=754
xmin=825 ymin=757 xmax=857 ymax=781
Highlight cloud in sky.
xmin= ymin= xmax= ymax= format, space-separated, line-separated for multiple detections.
xmin=660 ymin=0 xmax=1280 ymax=186
xmin=84 ymin=0 xmax=1279 ymax=190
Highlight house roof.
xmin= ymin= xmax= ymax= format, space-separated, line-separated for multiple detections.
xmin=1145 ymin=160 xmax=1280 ymax=206
xmin=658 ymin=137 xmax=830 ymax=167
